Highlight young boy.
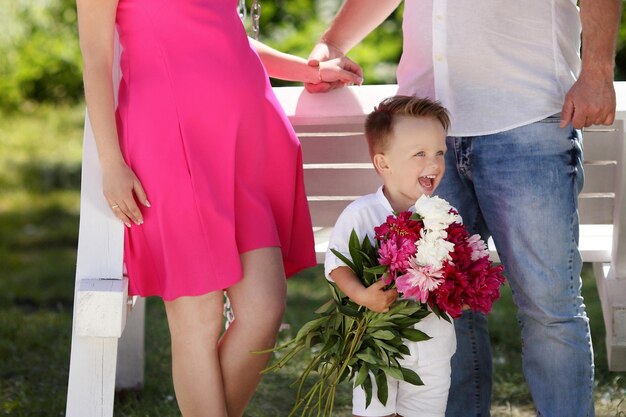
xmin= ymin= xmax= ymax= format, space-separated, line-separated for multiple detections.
xmin=324 ymin=96 xmax=457 ymax=417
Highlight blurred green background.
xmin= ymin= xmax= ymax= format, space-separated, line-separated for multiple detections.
xmin=1 ymin=1 xmax=625 ymax=416
xmin=3 ymin=0 xmax=624 ymax=113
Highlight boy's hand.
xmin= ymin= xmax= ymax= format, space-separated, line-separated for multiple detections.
xmin=355 ymin=280 xmax=398 ymax=313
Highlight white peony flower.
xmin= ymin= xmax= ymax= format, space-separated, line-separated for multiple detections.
xmin=414 ymin=195 xmax=462 ymax=231
xmin=414 ymin=234 xmax=455 ymax=269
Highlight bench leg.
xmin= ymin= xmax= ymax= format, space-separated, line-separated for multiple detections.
xmin=66 ymin=335 xmax=118 ymax=417
xmin=592 ymin=262 xmax=626 ymax=371
xmin=116 ymin=297 xmax=146 ymax=390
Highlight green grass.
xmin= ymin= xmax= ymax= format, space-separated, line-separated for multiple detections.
xmin=1 ymin=104 xmax=625 ymax=416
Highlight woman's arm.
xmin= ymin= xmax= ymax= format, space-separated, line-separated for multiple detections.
xmin=249 ymin=38 xmax=362 ymax=85
xmin=77 ymin=0 xmax=148 ymax=226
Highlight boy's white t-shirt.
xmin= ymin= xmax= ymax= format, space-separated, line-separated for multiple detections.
xmin=324 ymin=186 xmax=456 ymax=367
xmin=324 ymin=187 xmax=395 ymax=281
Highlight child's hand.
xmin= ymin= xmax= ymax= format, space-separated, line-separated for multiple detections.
xmin=355 ymin=280 xmax=398 ymax=313
xmin=319 ymin=56 xmax=363 ymax=86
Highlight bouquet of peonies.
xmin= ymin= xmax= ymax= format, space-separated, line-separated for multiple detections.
xmin=262 ymin=195 xmax=505 ymax=417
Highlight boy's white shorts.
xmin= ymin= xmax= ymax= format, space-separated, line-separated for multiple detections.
xmin=352 ymin=315 xmax=456 ymax=417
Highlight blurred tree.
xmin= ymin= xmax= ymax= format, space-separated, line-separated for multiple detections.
xmin=615 ymin=5 xmax=626 ymax=81
xmin=0 ymin=0 xmax=624 ymax=110
xmin=0 ymin=0 xmax=82 ymax=111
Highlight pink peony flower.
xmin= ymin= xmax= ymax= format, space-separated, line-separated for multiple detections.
xmin=467 ymin=234 xmax=490 ymax=261
xmin=377 ymin=235 xmax=416 ymax=284
xmin=396 ymin=260 xmax=444 ymax=303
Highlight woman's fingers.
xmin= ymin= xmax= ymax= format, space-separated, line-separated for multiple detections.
xmin=105 ymin=164 xmax=150 ymax=227
xmin=133 ymin=178 xmax=151 ymax=208
xmin=110 ymin=202 xmax=133 ymax=227
xmin=110 ymin=198 xmax=144 ymax=227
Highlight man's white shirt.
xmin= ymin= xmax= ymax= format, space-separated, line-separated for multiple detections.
xmin=396 ymin=0 xmax=581 ymax=136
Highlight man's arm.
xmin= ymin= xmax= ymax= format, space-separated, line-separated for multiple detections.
xmin=306 ymin=0 xmax=402 ymax=93
xmin=560 ymin=0 xmax=621 ymax=128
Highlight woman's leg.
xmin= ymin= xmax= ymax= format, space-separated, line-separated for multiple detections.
xmin=164 ymin=291 xmax=228 ymax=417
xmin=219 ymin=247 xmax=287 ymax=417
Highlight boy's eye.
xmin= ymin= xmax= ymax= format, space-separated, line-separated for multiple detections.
xmin=437 ymin=150 xmax=445 ymax=156
xmin=415 ymin=151 xmax=426 ymax=157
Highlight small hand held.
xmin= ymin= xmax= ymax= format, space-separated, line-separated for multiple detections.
xmin=305 ymin=41 xmax=350 ymax=93
xmin=102 ymin=161 xmax=150 ymax=227
xmin=355 ymin=280 xmax=398 ymax=313
xmin=318 ymin=56 xmax=363 ymax=86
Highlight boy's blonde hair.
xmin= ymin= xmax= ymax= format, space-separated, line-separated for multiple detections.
xmin=365 ymin=96 xmax=450 ymax=157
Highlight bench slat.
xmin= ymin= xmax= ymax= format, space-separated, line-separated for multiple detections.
xmin=304 ymin=166 xmax=380 ymax=196
xmin=583 ymin=125 xmax=621 ymax=161
xmin=300 ymin=133 xmax=371 ymax=164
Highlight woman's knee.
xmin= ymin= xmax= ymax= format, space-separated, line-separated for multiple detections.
xmin=165 ymin=292 xmax=225 ymax=343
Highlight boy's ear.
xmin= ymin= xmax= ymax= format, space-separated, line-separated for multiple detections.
xmin=373 ymin=153 xmax=389 ymax=174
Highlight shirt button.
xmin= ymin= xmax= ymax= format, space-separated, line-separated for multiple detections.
xmin=435 ymin=54 xmax=444 ymax=62
xmin=436 ymin=15 xmax=443 ymax=21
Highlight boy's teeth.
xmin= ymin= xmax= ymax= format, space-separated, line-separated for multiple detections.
xmin=419 ymin=176 xmax=434 ymax=188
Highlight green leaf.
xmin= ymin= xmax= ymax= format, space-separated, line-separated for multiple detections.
xmin=368 ymin=319 xmax=394 ymax=329
xmin=348 ymin=229 xmax=364 ymax=275
xmin=320 ymin=334 xmax=339 ymax=355
xmin=363 ymin=371 xmax=373 ymax=408
xmin=304 ymin=331 xmax=321 ymax=348
xmin=314 ymin=299 xmax=335 ymax=314
xmin=381 ymin=366 xmax=404 ymax=381
xmin=410 ymin=212 xmax=423 ymax=221
xmin=330 ymin=248 xmax=356 ymax=272
xmin=356 ymin=249 xmax=374 ymax=266
xmin=328 ymin=281 xmax=344 ymax=304
xmin=369 ymin=330 xmax=396 ymax=340
xmin=374 ymin=368 xmax=389 ymax=405
xmin=356 ymin=352 xmax=378 ymax=365
xmin=294 ymin=316 xmax=328 ymax=341
xmin=363 ymin=264 xmax=388 ymax=275
xmin=376 ymin=344 xmax=390 ymax=366
xmin=400 ymin=367 xmax=424 ymax=386
xmin=400 ymin=328 xmax=432 ymax=342
xmin=356 ymin=347 xmax=380 ymax=365
xmin=397 ymin=344 xmax=410 ymax=355
xmin=374 ymin=340 xmax=401 ymax=354
xmin=430 ymin=303 xmax=452 ymax=323
xmin=354 ymin=364 xmax=370 ymax=388
xmin=361 ymin=235 xmax=376 ymax=262
xmin=338 ymin=303 xmax=362 ymax=318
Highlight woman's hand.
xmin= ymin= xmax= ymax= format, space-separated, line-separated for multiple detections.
xmin=102 ymin=161 xmax=150 ymax=227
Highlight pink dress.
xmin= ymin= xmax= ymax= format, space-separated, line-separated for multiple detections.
xmin=115 ymin=0 xmax=316 ymax=300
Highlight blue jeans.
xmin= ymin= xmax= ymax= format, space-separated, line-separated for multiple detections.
xmin=435 ymin=115 xmax=595 ymax=417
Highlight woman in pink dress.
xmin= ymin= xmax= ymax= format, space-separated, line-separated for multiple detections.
xmin=76 ymin=0 xmax=361 ymax=415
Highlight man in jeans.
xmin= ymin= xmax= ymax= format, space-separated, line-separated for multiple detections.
xmin=307 ymin=1 xmax=621 ymax=415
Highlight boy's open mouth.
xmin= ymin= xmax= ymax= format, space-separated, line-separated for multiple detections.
xmin=418 ymin=175 xmax=436 ymax=191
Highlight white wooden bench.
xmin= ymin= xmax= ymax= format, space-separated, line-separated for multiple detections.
xmin=65 ymin=83 xmax=626 ymax=416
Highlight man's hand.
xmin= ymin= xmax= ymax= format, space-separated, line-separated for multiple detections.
xmin=560 ymin=71 xmax=616 ymax=128
xmin=563 ymin=0 xmax=621 ymax=129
